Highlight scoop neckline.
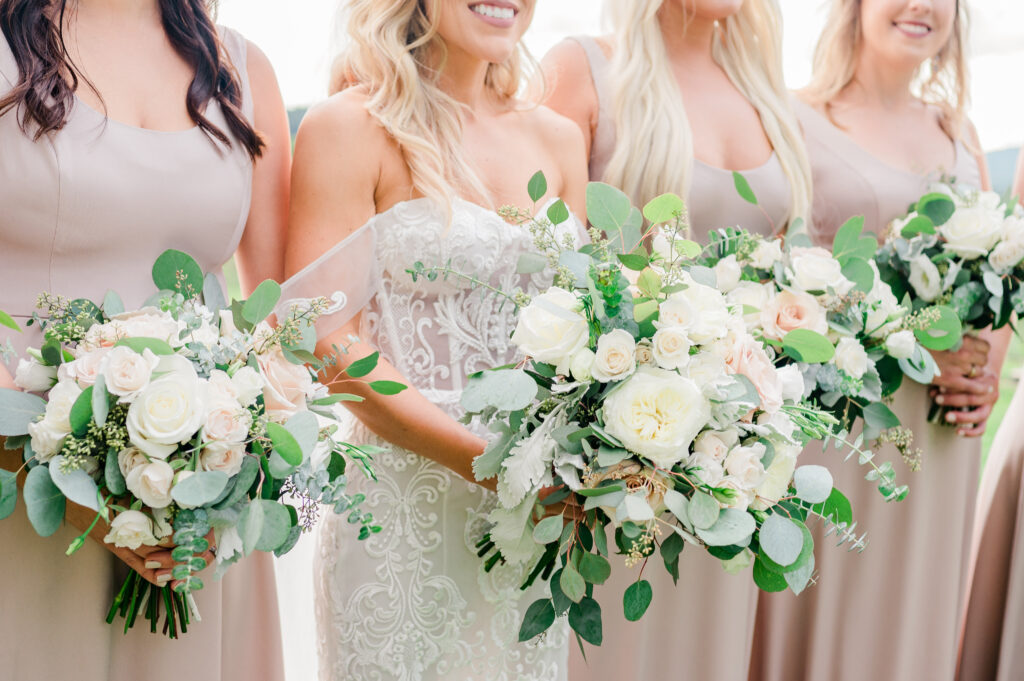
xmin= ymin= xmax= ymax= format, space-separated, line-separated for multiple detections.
xmin=73 ymin=92 xmax=203 ymax=136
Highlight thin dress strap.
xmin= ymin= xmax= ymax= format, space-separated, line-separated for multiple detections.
xmin=566 ymin=36 xmax=617 ymax=183
xmin=217 ymin=26 xmax=255 ymax=124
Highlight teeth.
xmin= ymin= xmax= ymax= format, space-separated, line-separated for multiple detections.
xmin=896 ymin=22 xmax=930 ymax=35
xmin=471 ymin=4 xmax=515 ymax=20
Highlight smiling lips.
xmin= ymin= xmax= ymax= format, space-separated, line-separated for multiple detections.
xmin=894 ymin=21 xmax=931 ymax=37
xmin=470 ymin=2 xmax=517 ymax=27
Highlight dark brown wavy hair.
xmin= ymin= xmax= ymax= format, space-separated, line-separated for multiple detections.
xmin=0 ymin=0 xmax=264 ymax=159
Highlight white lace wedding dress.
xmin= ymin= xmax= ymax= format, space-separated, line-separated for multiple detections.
xmin=287 ymin=197 xmax=577 ymax=681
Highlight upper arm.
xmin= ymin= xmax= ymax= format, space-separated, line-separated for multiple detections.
xmin=540 ymin=39 xmax=599 ymax=162
xmin=963 ymin=118 xmax=992 ymax=192
xmin=235 ymin=40 xmax=290 ymax=291
xmin=286 ymin=92 xmax=383 ymax=278
xmin=538 ymin=107 xmax=588 ymax=221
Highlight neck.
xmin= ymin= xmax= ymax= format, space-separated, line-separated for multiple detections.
xmin=659 ymin=4 xmax=719 ymax=65
xmin=845 ymin=50 xmax=919 ymax=109
xmin=434 ymin=43 xmax=494 ymax=112
xmin=73 ymin=0 xmax=162 ymax=21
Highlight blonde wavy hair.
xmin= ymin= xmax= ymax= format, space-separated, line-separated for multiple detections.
xmin=803 ymin=0 xmax=969 ymax=140
xmin=332 ymin=0 xmax=533 ymax=211
xmin=602 ymin=0 xmax=812 ymax=230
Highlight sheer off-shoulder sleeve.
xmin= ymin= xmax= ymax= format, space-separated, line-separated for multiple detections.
xmin=277 ymin=222 xmax=379 ymax=340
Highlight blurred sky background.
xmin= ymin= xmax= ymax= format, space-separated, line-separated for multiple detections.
xmin=213 ymin=3 xmax=1024 ymax=679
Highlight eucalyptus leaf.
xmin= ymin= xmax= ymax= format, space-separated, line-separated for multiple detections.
xmin=782 ymin=329 xmax=836 ymax=364
xmin=785 ymin=553 xmax=815 ymax=595
xmin=171 ymin=471 xmax=230 ymax=507
xmin=689 ymin=492 xmax=720 ymax=530
xmin=369 ymin=380 xmax=407 ymax=396
xmin=695 ymin=508 xmax=756 ymax=547
xmin=254 ymin=499 xmax=293 ymax=552
xmin=642 ymin=193 xmax=685 ymax=224
xmin=760 ymin=514 xmax=805 ymax=567
xmin=152 ymin=249 xmax=204 ymax=297
xmin=239 ymin=498 xmax=265 ymax=556
xmin=547 ymin=199 xmax=570 ymax=225
xmin=917 ymin=192 xmax=956 ymax=226
xmin=69 ymin=386 xmax=93 ymax=437
xmin=114 ymin=337 xmax=175 ymax=356
xmin=203 ymin=273 xmax=227 ymax=313
xmin=241 ymin=279 xmax=282 ymax=325
xmin=24 ymin=465 xmax=64 ymax=537
xmin=662 ymin=489 xmax=692 ymax=532
xmin=519 ymin=598 xmax=556 ymax=642
xmin=532 ymin=515 xmax=563 ymax=545
xmin=311 ymin=393 xmax=365 ymax=405
xmin=621 ymin=494 xmax=654 ymax=522
xmin=900 ymin=215 xmax=936 ymax=237
xmin=0 ymin=469 xmax=17 ymax=519
xmin=345 ymin=351 xmax=380 ymax=378
xmin=267 ymin=422 xmax=304 ymax=466
xmin=623 ymin=579 xmax=653 ymax=621
xmin=102 ymin=290 xmax=125 ymax=317
xmin=0 ymin=310 xmax=18 ymax=332
xmin=92 ymin=375 xmax=109 ymax=427
xmin=559 ymin=561 xmax=586 ymax=603
xmin=104 ymin=448 xmax=126 ymax=496
xmin=578 ymin=552 xmax=612 ymax=585
xmin=215 ymin=456 xmax=260 ymax=509
xmin=461 ymin=369 xmax=538 ymax=413
xmin=569 ymin=597 xmax=603 ymax=646
xmin=753 ymin=555 xmax=789 ymax=592
xmin=0 ymin=388 xmax=46 ymax=436
xmin=793 ymin=465 xmax=834 ymax=504
xmin=517 ymin=252 xmax=548 ymax=274
xmin=914 ymin=305 xmax=962 ymax=351
xmin=528 ymin=171 xmax=548 ymax=203
xmin=285 ymin=410 xmax=321 ymax=457
xmin=49 ymin=455 xmax=100 ymax=511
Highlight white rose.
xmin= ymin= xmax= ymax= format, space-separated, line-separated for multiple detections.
xmin=181 ymin=320 xmax=219 ymax=348
xmin=205 ymin=370 xmax=240 ymax=404
xmin=657 ymin=294 xmax=697 ymax=329
xmin=510 ymin=287 xmax=589 ymax=372
xmin=751 ymin=446 xmax=799 ymax=510
xmin=719 ymin=332 xmax=784 ymax=414
xmin=724 ymin=443 xmax=768 ymax=489
xmin=568 ymin=348 xmax=596 ymax=382
xmin=776 ymin=364 xmax=806 ymax=402
xmin=750 ymin=239 xmax=784 ymax=269
xmin=989 ymin=223 xmax=1024 ymax=273
xmin=231 ymin=366 xmax=265 ymax=406
xmin=835 ymin=337 xmax=869 ymax=379
xmin=126 ymin=355 xmax=205 ymax=459
xmin=713 ymin=255 xmax=742 ymax=293
xmin=651 ymin=326 xmax=692 ymax=371
xmin=759 ymin=289 xmax=828 ymax=341
xmin=199 ymin=441 xmax=246 ymax=477
xmin=885 ymin=330 xmax=917 ymax=360
xmin=865 ymin=275 xmax=904 ymax=338
xmin=111 ymin=307 xmax=184 ymax=346
xmin=100 ymin=346 xmax=160 ymax=400
xmin=43 ymin=380 xmax=83 ymax=432
xmin=592 ymin=329 xmax=637 ymax=383
xmin=687 ymin=452 xmax=725 ymax=486
xmin=717 ymin=476 xmax=753 ymax=511
xmin=60 ymin=348 xmax=111 ymax=388
xmin=27 ymin=416 xmax=68 ymax=463
xmin=103 ymin=510 xmax=159 ymax=550
xmin=602 ymin=366 xmax=711 ymax=469
xmin=787 ymin=247 xmax=854 ymax=296
xmin=634 ymin=339 xmax=656 ymax=367
xmin=908 ymin=254 xmax=942 ymax=302
xmin=117 ymin=447 xmax=149 ymax=478
xmin=14 ymin=357 xmax=57 ymax=393
xmin=685 ymin=351 xmax=733 ymax=399
xmin=727 ymin=281 xmax=774 ymax=331
xmin=203 ymin=399 xmax=252 ymax=443
xmin=660 ymin=279 xmax=732 ymax=344
xmin=218 ymin=309 xmax=239 ymax=338
xmin=941 ymin=197 xmax=1006 ymax=259
xmin=693 ymin=429 xmax=740 ymax=463
xmin=125 ymin=460 xmax=175 ymax=509
xmin=258 ymin=347 xmax=315 ymax=421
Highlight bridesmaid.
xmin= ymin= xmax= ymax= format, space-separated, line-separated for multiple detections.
xmin=0 ymin=1 xmax=290 ymax=680
xmin=749 ymin=2 xmax=1005 ymax=680
xmin=542 ymin=1 xmax=811 ymax=679
xmin=958 ymin=156 xmax=1024 ymax=681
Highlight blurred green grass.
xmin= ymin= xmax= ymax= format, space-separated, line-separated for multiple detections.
xmin=983 ymin=333 xmax=1024 ymax=472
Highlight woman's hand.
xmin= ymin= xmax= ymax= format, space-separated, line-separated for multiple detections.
xmin=930 ymin=336 xmax=990 ymax=393
xmin=929 ymin=335 xmax=997 ymax=437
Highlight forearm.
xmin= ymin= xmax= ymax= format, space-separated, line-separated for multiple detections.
xmin=981 ymin=326 xmax=1012 ymax=376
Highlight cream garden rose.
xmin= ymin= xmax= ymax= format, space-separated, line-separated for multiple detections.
xmin=27 ymin=416 xmax=69 ymax=463
xmin=117 ymin=447 xmax=149 ymax=478
xmin=258 ymin=347 xmax=315 ymax=420
xmin=885 ymin=330 xmax=917 ymax=360
xmin=787 ymin=247 xmax=854 ymax=296
xmin=602 ymin=366 xmax=711 ymax=469
xmin=941 ymin=191 xmax=1006 ymax=259
xmin=727 ymin=281 xmax=774 ymax=331
xmin=835 ymin=337 xmax=869 ymax=378
xmin=569 ymin=348 xmax=596 ymax=382
xmin=199 ymin=441 xmax=246 ymax=477
xmin=13 ymin=357 xmax=57 ymax=393
xmin=692 ymin=429 xmax=739 ymax=463
xmin=989 ymin=221 xmax=1024 ymax=273
xmin=750 ymin=239 xmax=784 ymax=269
xmin=592 ymin=329 xmax=637 ymax=383
xmin=713 ymin=254 xmax=742 ymax=293
xmin=110 ymin=308 xmax=184 ymax=346
xmin=908 ymin=254 xmax=942 ymax=302
xmin=61 ymin=347 xmax=111 ymax=388
xmin=724 ymin=443 xmax=768 ymax=489
xmin=651 ymin=326 xmax=692 ymax=370
xmin=126 ymin=355 xmax=206 ymax=459
xmin=751 ymin=445 xmax=800 ymax=511
xmin=760 ymin=289 xmax=828 ymax=341
xmin=104 ymin=510 xmax=160 ymax=550
xmin=101 ymin=346 xmax=159 ymax=400
xmin=510 ymin=287 xmax=589 ymax=372
xmin=231 ymin=366 xmax=265 ymax=406
xmin=125 ymin=460 xmax=175 ymax=509
xmin=203 ymin=400 xmax=252 ymax=443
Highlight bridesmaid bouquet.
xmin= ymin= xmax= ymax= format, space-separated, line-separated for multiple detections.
xmin=444 ymin=176 xmax=870 ymax=648
xmin=876 ymin=182 xmax=1024 ymax=424
xmin=688 ymin=209 xmax=956 ymax=479
xmin=0 ymin=250 xmax=394 ymax=638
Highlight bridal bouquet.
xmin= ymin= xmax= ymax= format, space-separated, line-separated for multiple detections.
xmin=875 ymin=182 xmax=1024 ymax=423
xmin=0 ymin=250 xmax=394 ymax=638
xmin=687 ymin=203 xmax=956 ymax=477
xmin=439 ymin=176 xmax=869 ymax=648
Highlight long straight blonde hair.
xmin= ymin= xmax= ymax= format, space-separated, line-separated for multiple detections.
xmin=334 ymin=0 xmax=532 ymax=210
xmin=803 ymin=0 xmax=970 ymax=140
xmin=602 ymin=0 xmax=812 ymax=229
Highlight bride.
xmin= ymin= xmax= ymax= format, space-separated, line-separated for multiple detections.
xmin=283 ymin=1 xmax=587 ymax=679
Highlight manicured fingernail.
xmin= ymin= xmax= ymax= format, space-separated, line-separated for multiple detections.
xmin=156 ymin=574 xmax=171 ymax=585
xmin=935 ymin=395 xmax=945 ymax=405
xmin=946 ymin=412 xmax=957 ymax=423
xmin=144 ymin=561 xmax=161 ymax=570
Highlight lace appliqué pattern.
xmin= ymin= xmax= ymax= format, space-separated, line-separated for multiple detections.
xmin=315 ymin=199 xmax=576 ymax=681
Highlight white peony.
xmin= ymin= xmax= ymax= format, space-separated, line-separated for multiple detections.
xmin=126 ymin=355 xmax=205 ymax=459
xmin=510 ymin=287 xmax=589 ymax=372
xmin=14 ymin=357 xmax=57 ymax=393
xmin=724 ymin=443 xmax=768 ymax=489
xmin=727 ymin=281 xmax=774 ymax=331
xmin=908 ymin=254 xmax=942 ymax=302
xmin=941 ymin=192 xmax=1006 ymax=259
xmin=569 ymin=348 xmax=596 ymax=382
xmin=835 ymin=337 xmax=869 ymax=379
xmin=104 ymin=510 xmax=159 ymax=550
xmin=592 ymin=329 xmax=637 ymax=383
xmin=713 ymin=255 xmax=742 ymax=293
xmin=231 ymin=366 xmax=265 ymax=406
xmin=750 ymin=239 xmax=784 ymax=269
xmin=602 ymin=366 xmax=711 ymax=469
xmin=100 ymin=346 xmax=159 ymax=400
xmin=125 ymin=460 xmax=175 ymax=509
xmin=885 ymin=330 xmax=918 ymax=360
xmin=199 ymin=441 xmax=246 ymax=477
xmin=651 ymin=326 xmax=692 ymax=371
xmin=787 ymin=246 xmax=854 ymax=296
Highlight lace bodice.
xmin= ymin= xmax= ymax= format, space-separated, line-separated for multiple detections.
xmin=306 ymin=198 xmax=581 ymax=681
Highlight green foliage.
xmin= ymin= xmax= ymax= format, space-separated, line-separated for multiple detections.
xmin=642 ymin=193 xmax=685 ymax=224
xmin=732 ymin=171 xmax=758 ymax=205
xmin=69 ymin=386 xmax=94 ymax=437
xmin=832 ymin=216 xmax=877 ymax=264
xmin=695 ymin=508 xmax=756 ymax=547
xmin=0 ymin=469 xmax=17 ymax=520
xmin=104 ymin=447 xmax=126 ymax=496
xmin=461 ymin=369 xmax=538 ymax=413
xmin=519 ymin=598 xmax=556 ymax=642
xmin=171 ymin=471 xmax=230 ymax=507
xmin=753 ymin=555 xmax=789 ymax=592
xmin=344 ymin=351 xmax=380 ymax=378
xmin=0 ymin=309 xmax=20 ymax=332
xmin=688 ymin=492 xmax=720 ymax=530
xmin=914 ymin=305 xmax=962 ymax=351
xmin=547 ymin=199 xmax=570 ymax=226
xmin=533 ymin=515 xmax=563 ymax=544
xmin=793 ymin=465 xmax=834 ymax=504
xmin=782 ymin=329 xmax=836 ymax=363
xmin=623 ymin=579 xmax=653 ymax=621
xmin=24 ymin=465 xmax=64 ymax=537
xmin=241 ymin=279 xmax=282 ymax=325
xmin=49 ymin=455 xmax=100 ymax=511
xmin=569 ymin=597 xmax=603 ymax=646
xmin=759 ymin=514 xmax=804 ymax=567
xmin=528 ymin=171 xmax=548 ymax=203
xmin=152 ymin=249 xmax=204 ymax=297
xmin=916 ymin=192 xmax=956 ymax=226
xmin=0 ymin=388 xmax=46 ymax=436
xmin=114 ymin=337 xmax=176 ymax=356
xmin=266 ymin=422 xmax=304 ymax=467
xmin=369 ymin=380 xmax=407 ymax=396
xmin=578 ymin=552 xmax=611 ymax=585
